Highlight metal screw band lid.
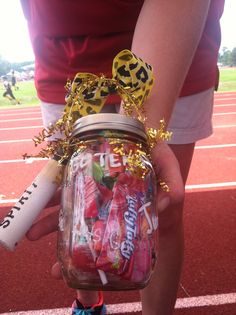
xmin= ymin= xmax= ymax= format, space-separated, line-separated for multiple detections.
xmin=72 ymin=113 xmax=147 ymax=140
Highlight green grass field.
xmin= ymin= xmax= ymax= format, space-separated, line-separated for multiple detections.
xmin=217 ymin=67 xmax=236 ymax=92
xmin=0 ymin=67 xmax=235 ymax=109
xmin=0 ymin=80 xmax=38 ymax=108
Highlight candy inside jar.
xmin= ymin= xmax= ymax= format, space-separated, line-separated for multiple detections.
xmin=58 ymin=113 xmax=158 ymax=291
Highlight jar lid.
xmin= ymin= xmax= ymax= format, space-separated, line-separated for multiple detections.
xmin=72 ymin=113 xmax=147 ymax=140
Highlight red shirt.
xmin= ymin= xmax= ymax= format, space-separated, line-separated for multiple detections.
xmin=21 ymin=0 xmax=224 ymax=104
xmin=181 ymin=0 xmax=225 ymax=96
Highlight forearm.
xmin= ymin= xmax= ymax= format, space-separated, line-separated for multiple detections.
xmin=131 ymin=0 xmax=211 ymax=128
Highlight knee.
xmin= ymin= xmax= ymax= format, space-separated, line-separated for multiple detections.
xmin=158 ymin=200 xmax=184 ymax=234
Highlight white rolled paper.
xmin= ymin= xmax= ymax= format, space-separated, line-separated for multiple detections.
xmin=0 ymin=159 xmax=64 ymax=251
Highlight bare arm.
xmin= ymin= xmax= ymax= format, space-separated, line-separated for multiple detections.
xmin=132 ymin=0 xmax=211 ymax=127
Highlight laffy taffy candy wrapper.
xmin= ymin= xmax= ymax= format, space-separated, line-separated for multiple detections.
xmin=99 ymin=174 xmax=156 ymax=283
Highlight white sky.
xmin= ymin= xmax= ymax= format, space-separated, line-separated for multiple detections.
xmin=0 ymin=0 xmax=235 ymax=63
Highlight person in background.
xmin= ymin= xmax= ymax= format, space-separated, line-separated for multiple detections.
xmin=20 ymin=1 xmax=225 ymax=314
xmin=2 ymin=76 xmax=20 ymax=104
xmin=11 ymin=70 xmax=19 ymax=90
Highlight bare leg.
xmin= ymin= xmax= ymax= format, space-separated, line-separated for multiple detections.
xmin=141 ymin=143 xmax=195 ymax=315
xmin=76 ymin=290 xmax=99 ymax=307
xmin=4 ymin=94 xmax=13 ymax=101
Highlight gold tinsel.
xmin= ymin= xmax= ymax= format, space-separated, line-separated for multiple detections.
xmin=27 ymin=50 xmax=171 ymax=187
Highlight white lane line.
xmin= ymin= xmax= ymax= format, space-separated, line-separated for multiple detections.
xmin=195 ymin=143 xmax=236 ymax=149
xmin=185 ymin=181 xmax=236 ymax=190
xmin=0 ymin=107 xmax=40 ymax=114
xmin=0 ymin=139 xmax=32 ymax=144
xmin=0 ymin=158 xmax=47 ymax=164
xmin=0 ymin=198 xmax=18 ymax=204
xmin=1 ymin=182 xmax=236 ymax=205
xmin=175 ymin=293 xmax=236 ymax=308
xmin=213 ymin=112 xmax=236 ymax=116
xmin=0 ymin=293 xmax=235 ymax=314
xmin=214 ymin=97 xmax=236 ymax=101
xmin=0 ymin=125 xmax=43 ymax=131
xmin=214 ymin=103 xmax=236 ymax=107
xmin=214 ymin=124 xmax=236 ymax=128
xmin=215 ymin=94 xmax=236 ymax=97
xmin=0 ymin=111 xmax=41 ymax=117
xmin=0 ymin=117 xmax=42 ymax=122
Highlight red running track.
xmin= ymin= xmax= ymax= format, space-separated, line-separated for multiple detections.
xmin=0 ymin=92 xmax=236 ymax=315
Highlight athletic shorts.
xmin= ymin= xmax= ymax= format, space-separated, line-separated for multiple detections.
xmin=40 ymin=88 xmax=214 ymax=144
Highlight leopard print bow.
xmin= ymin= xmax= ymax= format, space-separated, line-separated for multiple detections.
xmin=30 ymin=50 xmax=172 ymax=162
xmin=64 ymin=49 xmax=154 ymax=124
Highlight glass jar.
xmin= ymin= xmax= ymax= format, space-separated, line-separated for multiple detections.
xmin=58 ymin=113 xmax=158 ymax=291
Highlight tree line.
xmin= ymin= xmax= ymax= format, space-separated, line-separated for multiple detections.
xmin=1 ymin=46 xmax=236 ymax=77
xmin=218 ymin=47 xmax=236 ymax=67
xmin=0 ymin=55 xmax=34 ymax=76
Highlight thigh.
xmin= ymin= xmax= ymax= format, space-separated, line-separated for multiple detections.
xmin=40 ymin=102 xmax=65 ymax=128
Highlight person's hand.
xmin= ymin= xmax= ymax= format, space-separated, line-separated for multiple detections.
xmin=151 ymin=141 xmax=184 ymax=214
xmin=26 ymin=193 xmax=62 ymax=279
xmin=26 ymin=186 xmax=62 ymax=240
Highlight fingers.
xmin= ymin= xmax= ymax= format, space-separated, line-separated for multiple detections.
xmin=26 ymin=208 xmax=63 ymax=280
xmin=26 ymin=186 xmax=61 ymax=241
xmin=26 ymin=210 xmax=59 ymax=240
xmin=151 ymin=142 xmax=185 ymax=212
xmin=51 ymin=262 xmax=63 ymax=279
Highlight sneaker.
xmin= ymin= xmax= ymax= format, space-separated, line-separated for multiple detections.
xmin=71 ymin=292 xmax=107 ymax=315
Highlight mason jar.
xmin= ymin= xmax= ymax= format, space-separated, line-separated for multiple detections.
xmin=58 ymin=113 xmax=158 ymax=291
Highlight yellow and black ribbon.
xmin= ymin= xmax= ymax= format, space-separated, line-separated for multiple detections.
xmin=64 ymin=49 xmax=154 ymax=123
xmin=29 ymin=49 xmax=171 ymax=162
